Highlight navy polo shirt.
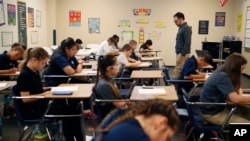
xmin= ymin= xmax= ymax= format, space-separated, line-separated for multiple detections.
xmin=139 ymin=43 xmax=148 ymax=52
xmin=179 ymin=55 xmax=198 ymax=92
xmin=44 ymin=53 xmax=79 ymax=86
xmin=97 ymin=118 xmax=150 ymax=141
xmin=16 ymin=66 xmax=48 ymax=118
xmin=0 ymin=51 xmax=18 ymax=69
xmin=0 ymin=51 xmax=18 ymax=80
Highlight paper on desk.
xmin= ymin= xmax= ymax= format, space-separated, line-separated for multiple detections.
xmin=138 ymin=88 xmax=166 ymax=94
xmin=51 ymin=86 xmax=79 ymax=92
xmin=0 ymin=83 xmax=7 ymax=87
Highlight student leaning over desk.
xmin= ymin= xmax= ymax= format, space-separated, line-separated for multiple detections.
xmin=44 ymin=37 xmax=86 ymax=86
xmin=117 ymin=44 xmax=141 ymax=78
xmin=16 ymin=47 xmax=84 ymax=141
xmin=200 ymin=53 xmax=250 ymax=125
xmin=94 ymin=99 xmax=180 ymax=141
xmin=0 ymin=43 xmax=24 ymax=80
xmin=179 ymin=52 xmax=213 ymax=93
xmin=139 ymin=39 xmax=153 ymax=53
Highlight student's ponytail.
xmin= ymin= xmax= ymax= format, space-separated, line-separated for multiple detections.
xmin=19 ymin=48 xmax=33 ymax=70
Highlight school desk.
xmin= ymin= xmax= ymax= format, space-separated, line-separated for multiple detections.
xmin=130 ymin=70 xmax=163 ymax=85
xmin=130 ymin=85 xmax=178 ymax=101
xmin=0 ymin=81 xmax=16 ymax=91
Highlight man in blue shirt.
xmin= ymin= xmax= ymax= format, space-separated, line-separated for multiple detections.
xmin=173 ymin=12 xmax=192 ymax=78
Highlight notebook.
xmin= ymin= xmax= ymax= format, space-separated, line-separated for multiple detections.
xmin=52 ymin=91 xmax=73 ymax=95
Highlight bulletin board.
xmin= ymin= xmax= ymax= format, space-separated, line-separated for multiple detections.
xmin=244 ymin=6 xmax=250 ymax=48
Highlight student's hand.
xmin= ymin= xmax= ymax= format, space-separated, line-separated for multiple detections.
xmin=135 ymin=61 xmax=141 ymax=65
xmin=137 ymin=53 xmax=142 ymax=58
xmin=9 ymin=68 xmax=18 ymax=73
xmin=42 ymin=91 xmax=50 ymax=96
xmin=78 ymin=59 xmax=84 ymax=64
xmin=43 ymin=87 xmax=51 ymax=92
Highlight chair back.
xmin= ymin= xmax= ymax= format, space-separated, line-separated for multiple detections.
xmin=162 ymin=63 xmax=171 ymax=86
xmin=182 ymin=87 xmax=232 ymax=134
xmin=11 ymin=85 xmax=40 ymax=125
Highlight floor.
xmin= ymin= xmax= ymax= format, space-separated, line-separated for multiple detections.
xmin=1 ymin=67 xmax=250 ymax=141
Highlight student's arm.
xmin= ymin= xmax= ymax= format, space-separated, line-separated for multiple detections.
xmin=124 ymin=61 xmax=141 ymax=67
xmin=75 ymin=59 xmax=83 ymax=73
xmin=99 ymin=83 xmax=126 ymax=107
xmin=128 ymin=57 xmax=136 ymax=63
xmin=185 ymin=73 xmax=206 ymax=79
xmin=0 ymin=68 xmax=18 ymax=74
xmin=20 ymin=91 xmax=49 ymax=103
xmin=228 ymin=92 xmax=250 ymax=104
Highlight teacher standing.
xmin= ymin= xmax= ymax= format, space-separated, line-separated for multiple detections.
xmin=173 ymin=12 xmax=192 ymax=78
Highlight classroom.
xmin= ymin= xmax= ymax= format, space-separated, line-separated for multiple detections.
xmin=1 ymin=0 xmax=250 ymax=141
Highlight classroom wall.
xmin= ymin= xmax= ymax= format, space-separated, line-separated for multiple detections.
xmin=235 ymin=0 xmax=250 ymax=75
xmin=48 ymin=0 xmax=240 ymax=66
xmin=0 ymin=0 xmax=47 ymax=51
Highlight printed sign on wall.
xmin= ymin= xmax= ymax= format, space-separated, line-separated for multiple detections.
xmin=133 ymin=8 xmax=151 ymax=16
xmin=7 ymin=4 xmax=16 ymax=26
xmin=69 ymin=10 xmax=81 ymax=27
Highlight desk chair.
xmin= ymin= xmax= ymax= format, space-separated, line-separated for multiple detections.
xmin=11 ymin=85 xmax=54 ymax=141
xmin=119 ymin=80 xmax=137 ymax=99
xmin=182 ymin=88 xmax=236 ymax=141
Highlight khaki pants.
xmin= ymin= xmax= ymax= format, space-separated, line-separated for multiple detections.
xmin=174 ymin=53 xmax=190 ymax=78
xmin=202 ymin=108 xmax=250 ymax=125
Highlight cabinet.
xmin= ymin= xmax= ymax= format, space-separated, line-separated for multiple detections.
xmin=222 ymin=41 xmax=242 ymax=59
xmin=202 ymin=42 xmax=221 ymax=59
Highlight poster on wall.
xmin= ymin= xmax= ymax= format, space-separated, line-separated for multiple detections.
xmin=237 ymin=13 xmax=242 ymax=32
xmin=136 ymin=18 xmax=148 ymax=24
xmin=0 ymin=0 xmax=5 ymax=26
xmin=148 ymin=31 xmax=161 ymax=40
xmin=154 ymin=21 xmax=166 ymax=28
xmin=198 ymin=20 xmax=209 ymax=34
xmin=133 ymin=8 xmax=151 ymax=16
xmin=28 ymin=7 xmax=34 ymax=28
xmin=1 ymin=32 xmax=13 ymax=47
xmin=17 ymin=1 xmax=27 ymax=46
xmin=69 ymin=10 xmax=81 ymax=27
xmin=118 ymin=20 xmax=130 ymax=27
xmin=121 ymin=31 xmax=133 ymax=41
xmin=88 ymin=18 xmax=100 ymax=34
xmin=7 ymin=4 xmax=16 ymax=26
xmin=36 ymin=10 xmax=41 ymax=27
xmin=31 ymin=31 xmax=38 ymax=44
xmin=215 ymin=12 xmax=225 ymax=26
xmin=139 ymin=28 xmax=144 ymax=44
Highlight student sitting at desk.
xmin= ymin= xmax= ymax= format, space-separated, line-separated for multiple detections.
xmin=0 ymin=43 xmax=24 ymax=80
xmin=15 ymin=47 xmax=84 ymax=141
xmin=139 ymin=39 xmax=153 ymax=53
xmin=93 ymin=52 xmax=128 ymax=120
xmin=129 ymin=40 xmax=141 ymax=61
xmin=117 ymin=44 xmax=141 ymax=77
xmin=200 ymin=53 xmax=250 ymax=125
xmin=179 ymin=52 xmax=213 ymax=93
xmin=94 ymin=99 xmax=180 ymax=141
xmin=96 ymin=37 xmax=118 ymax=59
xmin=44 ymin=37 xmax=86 ymax=86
